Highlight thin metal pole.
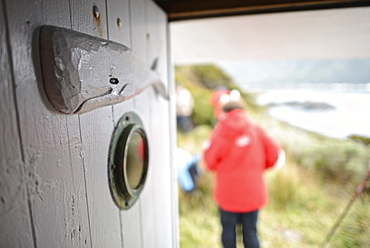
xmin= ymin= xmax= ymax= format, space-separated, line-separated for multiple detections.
xmin=320 ymin=161 xmax=370 ymax=248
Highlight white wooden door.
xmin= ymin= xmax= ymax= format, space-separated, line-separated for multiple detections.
xmin=0 ymin=0 xmax=177 ymax=247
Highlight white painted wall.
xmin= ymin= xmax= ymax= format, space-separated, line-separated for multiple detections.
xmin=0 ymin=0 xmax=177 ymax=247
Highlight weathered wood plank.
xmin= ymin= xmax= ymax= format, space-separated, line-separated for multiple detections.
xmin=140 ymin=0 xmax=158 ymax=246
xmin=158 ymin=5 xmax=180 ymax=246
xmin=69 ymin=0 xmax=122 ymax=247
xmin=106 ymin=0 xmax=145 ymax=247
xmin=147 ymin=2 xmax=178 ymax=247
xmin=105 ymin=2 xmax=139 ymax=246
xmin=3 ymin=0 xmax=91 ymax=246
xmin=107 ymin=0 xmax=133 ymax=121
xmin=117 ymin=0 xmax=149 ymax=247
xmin=42 ymin=3 xmax=92 ymax=247
xmin=107 ymin=0 xmax=131 ymax=47
xmin=0 ymin=1 xmax=34 ymax=246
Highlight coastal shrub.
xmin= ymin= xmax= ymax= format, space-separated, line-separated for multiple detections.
xmin=298 ymin=139 xmax=370 ymax=184
xmin=192 ymin=64 xmax=261 ymax=111
xmin=191 ymin=88 xmax=214 ymax=126
xmin=175 ymin=68 xmax=214 ymax=127
xmin=268 ymin=165 xmax=300 ymax=210
xmin=192 ymin=64 xmax=236 ymax=90
xmin=177 ymin=125 xmax=212 ymax=153
xmin=329 ymin=195 xmax=370 ymax=248
xmin=176 ymin=64 xmax=261 ymax=127
xmin=348 ymin=134 xmax=370 ymax=146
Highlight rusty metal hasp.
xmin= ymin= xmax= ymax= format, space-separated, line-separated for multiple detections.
xmin=39 ymin=25 xmax=168 ymax=114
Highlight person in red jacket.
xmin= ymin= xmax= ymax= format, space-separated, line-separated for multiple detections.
xmin=209 ymin=86 xmax=231 ymax=121
xmin=202 ymin=100 xmax=282 ymax=248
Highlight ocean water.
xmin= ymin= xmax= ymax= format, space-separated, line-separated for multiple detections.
xmin=255 ymin=89 xmax=370 ymax=139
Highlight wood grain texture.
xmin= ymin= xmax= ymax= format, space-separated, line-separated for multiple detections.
xmin=0 ymin=1 xmax=34 ymax=246
xmin=120 ymin=0 xmax=147 ymax=247
xmin=2 ymin=0 xmax=91 ymax=247
xmin=1 ymin=0 xmax=176 ymax=247
xmin=3 ymin=0 xmax=92 ymax=246
xmin=156 ymin=5 xmax=180 ymax=247
xmin=154 ymin=0 xmax=370 ymax=21
xmin=140 ymin=0 xmax=158 ymax=246
xmin=148 ymin=3 xmax=177 ymax=247
xmin=69 ymin=0 xmax=122 ymax=247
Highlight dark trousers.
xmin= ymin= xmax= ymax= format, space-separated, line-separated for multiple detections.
xmin=176 ymin=115 xmax=192 ymax=133
xmin=219 ymin=208 xmax=260 ymax=248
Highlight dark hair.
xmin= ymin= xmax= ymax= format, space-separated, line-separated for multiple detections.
xmin=222 ymin=101 xmax=244 ymax=113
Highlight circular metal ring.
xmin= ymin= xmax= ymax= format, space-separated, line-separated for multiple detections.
xmin=108 ymin=112 xmax=149 ymax=210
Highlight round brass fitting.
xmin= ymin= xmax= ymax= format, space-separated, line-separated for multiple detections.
xmin=108 ymin=112 xmax=149 ymax=210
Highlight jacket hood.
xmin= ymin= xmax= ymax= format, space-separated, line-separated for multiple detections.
xmin=220 ymin=109 xmax=251 ymax=138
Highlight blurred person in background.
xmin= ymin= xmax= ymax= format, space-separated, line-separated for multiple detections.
xmin=176 ymin=84 xmax=194 ymax=133
xmin=175 ymin=147 xmax=201 ymax=193
xmin=202 ymin=99 xmax=284 ymax=248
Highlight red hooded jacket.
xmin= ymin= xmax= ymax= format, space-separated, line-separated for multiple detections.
xmin=203 ymin=109 xmax=280 ymax=212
